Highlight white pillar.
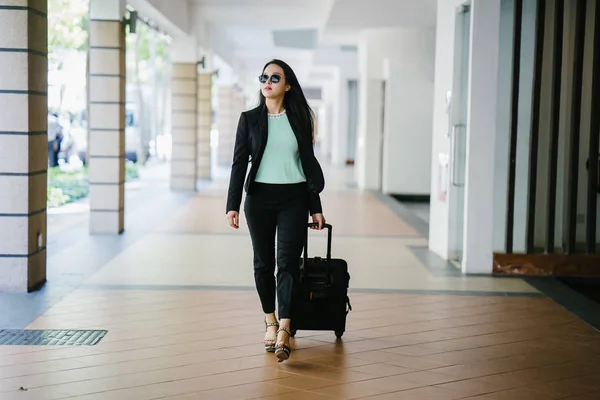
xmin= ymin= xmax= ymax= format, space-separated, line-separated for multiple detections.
xmin=356 ymin=32 xmax=383 ymax=190
xmin=0 ymin=0 xmax=48 ymax=292
xmin=355 ymin=28 xmax=435 ymax=193
xmin=461 ymin=0 xmax=501 ymax=273
xmin=312 ymin=48 xmax=359 ymax=167
xmin=88 ymin=0 xmax=127 ymax=234
xmin=319 ymin=84 xmax=333 ymax=157
xmin=170 ymin=36 xmax=198 ymax=190
xmin=317 ymin=106 xmax=326 ymax=147
xmin=381 ymin=32 xmax=435 ymax=196
xmin=196 ymin=72 xmax=212 ymax=179
xmin=216 ymin=86 xmax=244 ymax=166
xmin=331 ymin=74 xmax=349 ymax=166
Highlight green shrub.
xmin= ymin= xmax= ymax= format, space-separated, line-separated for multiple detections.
xmin=47 ymin=187 xmax=71 ymax=208
xmin=125 ymin=162 xmax=140 ymax=180
xmin=47 ymin=163 xmax=141 ymax=208
xmin=47 ymin=167 xmax=89 ymax=208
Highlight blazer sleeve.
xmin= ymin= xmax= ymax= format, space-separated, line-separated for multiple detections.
xmin=308 ymin=192 xmax=322 ymax=216
xmin=226 ymin=112 xmax=249 ymax=214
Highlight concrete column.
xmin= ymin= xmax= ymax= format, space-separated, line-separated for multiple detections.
xmin=0 ymin=0 xmax=48 ymax=292
xmin=319 ymin=83 xmax=335 ymax=159
xmin=332 ymin=76 xmax=350 ymax=166
xmin=312 ymin=48 xmax=359 ymax=166
xmin=88 ymin=0 xmax=127 ymax=234
xmin=216 ymin=86 xmax=243 ymax=166
xmin=461 ymin=0 xmax=501 ymax=273
xmin=381 ymin=33 xmax=435 ymax=197
xmin=170 ymin=37 xmax=198 ymax=190
xmin=196 ymin=72 xmax=212 ymax=179
xmin=356 ymin=76 xmax=384 ymax=190
xmin=428 ymin=0 xmax=502 ymax=273
xmin=355 ymin=32 xmax=384 ymax=190
xmin=356 ymin=28 xmax=435 ymax=194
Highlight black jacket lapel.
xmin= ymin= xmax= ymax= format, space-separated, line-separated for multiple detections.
xmin=257 ymin=106 xmax=268 ymax=147
xmin=255 ymin=106 xmax=268 ymax=166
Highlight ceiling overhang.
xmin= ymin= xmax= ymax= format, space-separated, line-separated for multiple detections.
xmin=128 ymin=0 xmax=188 ymax=37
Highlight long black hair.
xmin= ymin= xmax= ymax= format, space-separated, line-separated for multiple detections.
xmin=259 ymin=59 xmax=315 ymax=143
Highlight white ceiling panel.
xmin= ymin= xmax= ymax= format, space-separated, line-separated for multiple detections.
xmin=322 ymin=0 xmax=437 ymax=45
xmin=192 ymin=0 xmax=331 ymax=30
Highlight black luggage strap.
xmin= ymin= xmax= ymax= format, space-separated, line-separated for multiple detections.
xmin=346 ymin=296 xmax=352 ymax=314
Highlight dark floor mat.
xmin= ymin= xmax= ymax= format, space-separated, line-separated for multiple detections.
xmin=0 ymin=329 xmax=107 ymax=346
xmin=558 ymin=277 xmax=600 ymax=304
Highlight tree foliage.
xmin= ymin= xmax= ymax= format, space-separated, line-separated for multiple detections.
xmin=126 ymin=20 xmax=170 ymax=62
xmin=48 ymin=0 xmax=89 ymax=53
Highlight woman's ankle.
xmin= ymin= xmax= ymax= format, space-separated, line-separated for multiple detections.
xmin=278 ymin=318 xmax=291 ymax=331
xmin=265 ymin=313 xmax=278 ymax=324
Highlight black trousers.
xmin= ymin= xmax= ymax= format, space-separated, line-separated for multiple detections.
xmin=244 ymin=182 xmax=308 ymax=319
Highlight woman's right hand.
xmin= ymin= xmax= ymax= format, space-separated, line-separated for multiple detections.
xmin=227 ymin=211 xmax=239 ymax=229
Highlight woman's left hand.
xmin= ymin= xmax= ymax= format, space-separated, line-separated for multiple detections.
xmin=311 ymin=213 xmax=326 ymax=230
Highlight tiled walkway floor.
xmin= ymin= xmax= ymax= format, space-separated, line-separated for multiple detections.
xmin=2 ymin=162 xmax=600 ymax=399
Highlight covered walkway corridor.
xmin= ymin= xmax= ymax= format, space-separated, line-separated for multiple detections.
xmin=1 ymin=162 xmax=599 ymax=399
xmin=2 ymin=0 xmax=600 ymax=398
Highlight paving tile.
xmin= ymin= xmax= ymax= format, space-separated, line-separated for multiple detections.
xmin=271 ymin=375 xmax=338 ymax=391
xmin=310 ymin=380 xmax=390 ymax=399
xmin=348 ymin=363 xmax=415 ymax=377
xmin=434 ymin=379 xmax=512 ymax=398
xmin=261 ymin=390 xmax=336 ymax=399
xmin=4 ymin=287 xmax=598 ymax=400
xmin=2 ymin=163 xmax=598 ymax=400
xmin=357 ymin=385 xmax=467 ymax=399
xmin=484 ymin=387 xmax=568 ymax=400
xmin=563 ymin=392 xmax=600 ymax=400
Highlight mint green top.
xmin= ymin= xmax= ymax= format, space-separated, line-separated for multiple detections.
xmin=255 ymin=111 xmax=307 ymax=184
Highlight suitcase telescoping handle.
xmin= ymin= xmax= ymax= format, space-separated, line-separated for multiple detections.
xmin=303 ymin=223 xmax=333 ymax=284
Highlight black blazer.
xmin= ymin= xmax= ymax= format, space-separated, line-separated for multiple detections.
xmin=226 ymin=105 xmax=325 ymax=215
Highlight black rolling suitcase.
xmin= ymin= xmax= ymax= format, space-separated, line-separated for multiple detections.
xmin=290 ymin=223 xmax=351 ymax=338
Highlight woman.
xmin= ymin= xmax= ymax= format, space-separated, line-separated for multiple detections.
xmin=226 ymin=59 xmax=326 ymax=362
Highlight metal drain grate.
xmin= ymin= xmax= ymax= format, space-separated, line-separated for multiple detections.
xmin=0 ymin=329 xmax=108 ymax=346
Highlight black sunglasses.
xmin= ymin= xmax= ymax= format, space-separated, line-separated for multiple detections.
xmin=258 ymin=74 xmax=282 ymax=84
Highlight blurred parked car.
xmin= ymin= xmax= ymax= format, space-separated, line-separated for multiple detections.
xmin=69 ymin=105 xmax=148 ymax=165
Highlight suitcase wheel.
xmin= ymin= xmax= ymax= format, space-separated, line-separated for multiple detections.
xmin=335 ymin=331 xmax=344 ymax=339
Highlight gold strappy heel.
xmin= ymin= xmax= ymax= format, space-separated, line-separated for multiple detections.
xmin=264 ymin=320 xmax=279 ymax=352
